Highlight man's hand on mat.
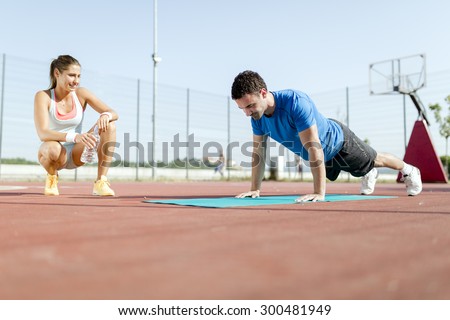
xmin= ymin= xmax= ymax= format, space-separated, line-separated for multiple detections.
xmin=235 ymin=190 xmax=260 ymax=198
xmin=295 ymin=193 xmax=325 ymax=202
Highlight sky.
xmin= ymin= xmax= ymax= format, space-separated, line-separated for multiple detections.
xmin=1 ymin=0 xmax=450 ymax=96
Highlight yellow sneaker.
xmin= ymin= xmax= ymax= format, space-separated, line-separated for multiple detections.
xmin=93 ymin=175 xmax=115 ymax=196
xmin=44 ymin=174 xmax=59 ymax=196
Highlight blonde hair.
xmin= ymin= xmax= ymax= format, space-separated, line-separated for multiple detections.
xmin=49 ymin=55 xmax=81 ymax=89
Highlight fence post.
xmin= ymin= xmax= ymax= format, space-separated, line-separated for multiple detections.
xmin=346 ymin=86 xmax=350 ymax=182
xmin=186 ymin=88 xmax=190 ymax=180
xmin=227 ymin=96 xmax=231 ymax=181
xmin=136 ymin=79 xmax=140 ymax=181
xmin=403 ymin=94 xmax=407 ymax=153
xmin=0 ymin=54 xmax=6 ymax=179
xmin=286 ymin=147 xmax=291 ymax=180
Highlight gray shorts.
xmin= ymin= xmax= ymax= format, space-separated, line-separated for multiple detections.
xmin=60 ymin=142 xmax=78 ymax=170
xmin=325 ymin=120 xmax=377 ymax=181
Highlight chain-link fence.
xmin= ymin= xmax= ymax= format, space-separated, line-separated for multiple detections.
xmin=0 ymin=53 xmax=448 ymax=181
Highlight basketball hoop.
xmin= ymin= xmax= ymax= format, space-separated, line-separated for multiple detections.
xmin=369 ymin=54 xmax=429 ymax=125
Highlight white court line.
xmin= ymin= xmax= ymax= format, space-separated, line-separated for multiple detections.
xmin=27 ymin=186 xmax=74 ymax=189
xmin=0 ymin=186 xmax=28 ymax=191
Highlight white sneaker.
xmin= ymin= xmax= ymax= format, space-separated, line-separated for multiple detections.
xmin=360 ymin=168 xmax=378 ymax=195
xmin=401 ymin=166 xmax=422 ymax=196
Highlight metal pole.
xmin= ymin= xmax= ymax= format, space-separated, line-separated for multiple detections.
xmin=227 ymin=96 xmax=231 ymax=180
xmin=152 ymin=0 xmax=161 ymax=180
xmin=186 ymin=88 xmax=190 ymax=180
xmin=286 ymin=147 xmax=291 ymax=180
xmin=403 ymin=94 xmax=407 ymax=153
xmin=136 ymin=79 xmax=140 ymax=180
xmin=0 ymin=54 xmax=6 ymax=179
xmin=391 ymin=60 xmax=396 ymax=91
xmin=346 ymin=87 xmax=349 ymax=128
xmin=445 ymin=138 xmax=448 ymax=177
xmin=346 ymin=86 xmax=350 ymax=182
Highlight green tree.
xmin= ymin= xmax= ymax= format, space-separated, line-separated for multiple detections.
xmin=429 ymin=95 xmax=450 ymax=174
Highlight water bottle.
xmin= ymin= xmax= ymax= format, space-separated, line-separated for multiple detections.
xmin=80 ymin=125 xmax=100 ymax=163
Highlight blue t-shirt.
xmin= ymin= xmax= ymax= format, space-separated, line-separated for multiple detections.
xmin=251 ymin=89 xmax=344 ymax=161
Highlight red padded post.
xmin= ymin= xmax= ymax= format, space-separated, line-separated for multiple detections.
xmin=397 ymin=120 xmax=448 ymax=183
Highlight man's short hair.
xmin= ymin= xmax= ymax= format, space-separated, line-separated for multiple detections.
xmin=231 ymin=70 xmax=267 ymax=100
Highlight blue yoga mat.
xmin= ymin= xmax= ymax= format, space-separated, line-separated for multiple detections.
xmin=143 ymin=194 xmax=396 ymax=208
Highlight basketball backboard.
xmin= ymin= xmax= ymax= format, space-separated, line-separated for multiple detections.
xmin=369 ymin=54 xmax=426 ymax=95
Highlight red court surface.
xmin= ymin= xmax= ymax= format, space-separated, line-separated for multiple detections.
xmin=0 ymin=180 xmax=449 ymax=300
